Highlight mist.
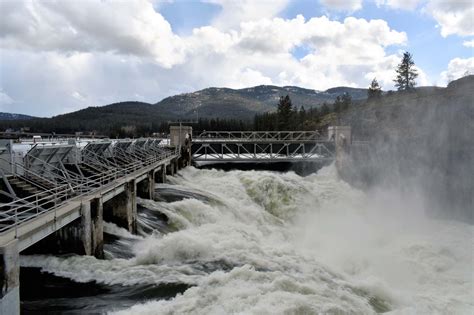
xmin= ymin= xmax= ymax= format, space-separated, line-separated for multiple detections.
xmin=292 ymin=165 xmax=472 ymax=314
xmin=339 ymin=76 xmax=474 ymax=223
xmin=284 ymin=77 xmax=474 ymax=313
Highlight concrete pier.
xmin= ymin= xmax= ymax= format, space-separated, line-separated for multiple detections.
xmin=103 ymin=181 xmax=137 ymax=233
xmin=0 ymin=240 xmax=19 ymax=315
xmin=90 ymin=198 xmax=104 ymax=259
xmin=137 ymin=171 xmax=155 ymax=200
xmin=166 ymin=162 xmax=174 ymax=176
xmin=155 ymin=165 xmax=166 ymax=184
xmin=173 ymin=159 xmax=178 ymax=174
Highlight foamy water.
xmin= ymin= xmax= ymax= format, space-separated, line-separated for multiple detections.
xmin=21 ymin=165 xmax=473 ymax=314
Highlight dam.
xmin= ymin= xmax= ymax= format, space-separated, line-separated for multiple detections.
xmin=0 ymin=125 xmax=471 ymax=314
xmin=0 ymin=125 xmax=355 ymax=313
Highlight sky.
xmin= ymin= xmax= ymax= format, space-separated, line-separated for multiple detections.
xmin=0 ymin=0 xmax=473 ymax=117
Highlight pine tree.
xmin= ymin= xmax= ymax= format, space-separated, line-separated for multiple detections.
xmin=368 ymin=78 xmax=382 ymax=99
xmin=277 ymin=95 xmax=293 ymax=130
xmin=394 ymin=51 xmax=418 ymax=91
xmin=299 ymin=106 xmax=306 ymax=129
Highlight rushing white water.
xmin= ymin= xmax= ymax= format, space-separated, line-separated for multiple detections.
xmin=21 ymin=165 xmax=473 ymax=314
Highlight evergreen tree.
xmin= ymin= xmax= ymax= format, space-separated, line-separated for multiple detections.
xmin=394 ymin=51 xmax=418 ymax=91
xmin=309 ymin=107 xmax=320 ymax=122
xmin=368 ymin=78 xmax=382 ymax=99
xmin=299 ymin=106 xmax=306 ymax=129
xmin=277 ymin=95 xmax=293 ymax=130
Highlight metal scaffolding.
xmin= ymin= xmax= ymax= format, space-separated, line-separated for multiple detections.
xmin=0 ymin=139 xmax=178 ymax=233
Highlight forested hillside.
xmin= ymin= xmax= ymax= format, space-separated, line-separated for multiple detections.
xmin=0 ymin=85 xmax=366 ymax=136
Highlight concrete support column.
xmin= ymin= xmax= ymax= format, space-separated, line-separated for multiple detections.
xmin=137 ymin=172 xmax=155 ymax=199
xmin=155 ymin=165 xmax=166 ymax=183
xmin=166 ymin=163 xmax=174 ymax=176
xmin=147 ymin=171 xmax=155 ymax=198
xmin=90 ymin=198 xmax=104 ymax=259
xmin=79 ymin=202 xmax=92 ymax=255
xmin=104 ymin=181 xmax=137 ymax=233
xmin=162 ymin=165 xmax=167 ymax=182
xmin=173 ymin=160 xmax=178 ymax=174
xmin=0 ymin=240 xmax=19 ymax=315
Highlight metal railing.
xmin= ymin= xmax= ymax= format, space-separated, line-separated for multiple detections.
xmin=0 ymin=145 xmax=179 ymax=234
xmin=195 ymin=131 xmax=325 ymax=142
xmin=192 ymin=142 xmax=335 ymax=162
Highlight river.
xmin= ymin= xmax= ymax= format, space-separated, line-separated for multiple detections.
xmin=20 ymin=165 xmax=473 ymax=314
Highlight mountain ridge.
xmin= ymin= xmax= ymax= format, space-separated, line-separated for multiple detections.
xmin=2 ymin=79 xmax=465 ymax=136
xmin=154 ymin=85 xmax=368 ymax=119
xmin=0 ymin=112 xmax=36 ymax=121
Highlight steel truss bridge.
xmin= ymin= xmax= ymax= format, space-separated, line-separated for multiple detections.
xmin=0 ymin=138 xmax=177 ymax=239
xmin=192 ymin=131 xmax=335 ymax=162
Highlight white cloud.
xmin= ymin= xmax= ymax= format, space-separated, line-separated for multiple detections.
xmin=0 ymin=0 xmax=185 ymax=68
xmin=425 ymin=0 xmax=474 ymax=37
xmin=0 ymin=0 xmax=412 ymax=116
xmin=439 ymin=57 xmax=474 ymax=85
xmin=320 ymin=0 xmax=363 ymax=12
xmin=170 ymin=15 xmax=406 ymax=90
xmin=462 ymin=39 xmax=474 ymax=47
xmin=376 ymin=0 xmax=423 ymax=10
xmin=377 ymin=0 xmax=473 ymax=38
xmin=205 ymin=0 xmax=290 ymax=30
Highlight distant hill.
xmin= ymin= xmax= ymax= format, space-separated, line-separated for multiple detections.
xmin=0 ymin=112 xmax=36 ymax=120
xmin=0 ymin=85 xmax=368 ymax=135
xmin=155 ymin=85 xmax=368 ymax=119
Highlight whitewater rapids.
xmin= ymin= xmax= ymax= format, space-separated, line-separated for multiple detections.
xmin=22 ymin=165 xmax=473 ymax=314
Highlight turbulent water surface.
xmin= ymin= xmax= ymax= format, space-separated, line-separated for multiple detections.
xmin=21 ymin=166 xmax=473 ymax=314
